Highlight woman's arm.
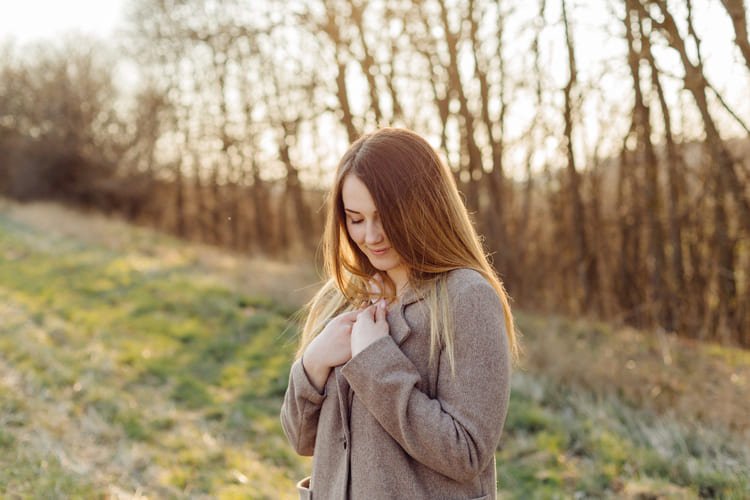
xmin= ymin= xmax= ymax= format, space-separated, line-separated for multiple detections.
xmin=280 ymin=357 xmax=327 ymax=456
xmin=341 ymin=279 xmax=511 ymax=482
xmin=280 ymin=308 xmax=359 ymax=455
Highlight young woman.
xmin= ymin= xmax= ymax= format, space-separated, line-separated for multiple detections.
xmin=280 ymin=127 xmax=518 ymax=499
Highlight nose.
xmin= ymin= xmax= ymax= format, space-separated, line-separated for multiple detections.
xmin=364 ymin=220 xmax=384 ymax=246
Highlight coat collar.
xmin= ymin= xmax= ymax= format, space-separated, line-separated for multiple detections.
xmin=399 ymin=281 xmax=427 ymax=307
xmin=388 ymin=281 xmax=428 ymax=346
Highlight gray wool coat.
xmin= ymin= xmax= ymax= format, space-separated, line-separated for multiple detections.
xmin=280 ymin=268 xmax=512 ymax=499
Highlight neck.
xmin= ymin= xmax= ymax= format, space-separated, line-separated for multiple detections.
xmin=387 ymin=265 xmax=410 ymax=297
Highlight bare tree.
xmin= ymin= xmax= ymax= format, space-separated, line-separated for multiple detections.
xmin=561 ymin=0 xmax=597 ymax=312
xmin=317 ymin=0 xmax=360 ymax=143
xmin=719 ymin=0 xmax=750 ymax=73
xmin=468 ymin=0 xmax=509 ymax=263
xmin=636 ymin=0 xmax=747 ymax=337
xmin=624 ymin=0 xmax=669 ymax=328
xmin=638 ymin=6 xmax=688 ymax=331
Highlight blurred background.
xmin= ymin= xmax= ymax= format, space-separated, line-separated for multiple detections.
xmin=0 ymin=0 xmax=748 ymax=498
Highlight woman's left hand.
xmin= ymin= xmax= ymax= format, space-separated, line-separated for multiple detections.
xmin=351 ymin=299 xmax=389 ymax=357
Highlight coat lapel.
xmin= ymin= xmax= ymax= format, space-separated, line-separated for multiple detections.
xmin=338 ymin=282 xmax=427 ymax=428
xmin=388 ymin=303 xmax=412 ymax=345
xmin=388 ymin=283 xmax=425 ymax=346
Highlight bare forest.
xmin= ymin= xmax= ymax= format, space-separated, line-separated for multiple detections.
xmin=1 ymin=0 xmax=749 ymax=346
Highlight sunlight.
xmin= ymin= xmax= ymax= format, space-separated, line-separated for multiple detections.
xmin=0 ymin=0 xmax=124 ymax=41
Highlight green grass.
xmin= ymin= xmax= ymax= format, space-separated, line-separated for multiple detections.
xmin=0 ymin=210 xmax=305 ymax=498
xmin=497 ymin=372 xmax=750 ymax=498
xmin=0 ymin=205 xmax=748 ymax=498
xmin=0 ymin=391 xmax=98 ymax=497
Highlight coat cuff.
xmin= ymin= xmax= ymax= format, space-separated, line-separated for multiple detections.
xmin=291 ymin=357 xmax=327 ymax=403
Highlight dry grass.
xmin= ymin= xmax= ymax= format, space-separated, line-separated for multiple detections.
xmin=500 ymin=371 xmax=750 ymax=498
xmin=5 ymin=197 xmax=749 ymax=437
xmin=0 ymin=198 xmax=321 ymax=308
xmin=2 ymin=197 xmax=748 ymax=497
xmin=515 ymin=312 xmax=750 ymax=435
xmin=0 ymin=289 xmax=301 ymax=499
xmin=0 ymin=199 xmax=314 ymax=498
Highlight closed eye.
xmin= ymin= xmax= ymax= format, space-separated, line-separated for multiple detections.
xmin=349 ymin=219 xmax=364 ymax=225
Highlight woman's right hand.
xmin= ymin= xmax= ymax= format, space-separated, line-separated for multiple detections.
xmin=302 ymin=309 xmax=360 ymax=392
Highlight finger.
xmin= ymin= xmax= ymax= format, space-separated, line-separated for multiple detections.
xmin=368 ymin=275 xmax=383 ymax=303
xmin=375 ymin=298 xmax=387 ymax=322
xmin=340 ymin=310 xmax=360 ymax=322
xmin=358 ymin=304 xmax=376 ymax=321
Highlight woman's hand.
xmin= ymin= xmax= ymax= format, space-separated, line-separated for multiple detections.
xmin=303 ymin=309 xmax=360 ymax=392
xmin=351 ymin=299 xmax=390 ymax=357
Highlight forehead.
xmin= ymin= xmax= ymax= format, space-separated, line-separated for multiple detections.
xmin=341 ymin=174 xmax=377 ymax=213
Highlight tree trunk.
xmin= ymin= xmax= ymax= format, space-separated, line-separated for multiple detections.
xmin=279 ymin=121 xmax=314 ymax=249
xmin=406 ymin=7 xmax=453 ymax=170
xmin=625 ymin=0 xmax=669 ymax=328
xmin=210 ymin=164 xmax=223 ymax=245
xmin=469 ymin=0 xmax=507 ymax=263
xmin=615 ymin=140 xmax=644 ymax=324
xmin=349 ymin=0 xmax=384 ymax=124
xmin=561 ymin=0 xmax=596 ymax=312
xmin=174 ymin=159 xmax=187 ymax=238
xmin=639 ymin=0 xmax=750 ymax=235
xmin=639 ymin=0 xmax=744 ymax=337
xmin=436 ymin=0 xmax=483 ymax=213
xmin=719 ymin=0 xmax=750 ymax=73
xmin=321 ymin=4 xmax=359 ymax=143
xmin=640 ymin=8 xmax=687 ymax=332
xmin=250 ymin=158 xmax=270 ymax=254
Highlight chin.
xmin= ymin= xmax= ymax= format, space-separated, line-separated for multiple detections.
xmin=369 ymin=258 xmax=400 ymax=272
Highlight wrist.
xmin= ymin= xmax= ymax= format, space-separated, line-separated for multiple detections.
xmin=302 ymin=349 xmax=330 ymax=393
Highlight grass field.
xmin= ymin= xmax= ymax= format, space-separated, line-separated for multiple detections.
xmin=0 ymin=200 xmax=748 ymax=499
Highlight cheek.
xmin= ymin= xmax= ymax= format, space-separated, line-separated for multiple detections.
xmin=346 ymin=222 xmax=365 ymax=244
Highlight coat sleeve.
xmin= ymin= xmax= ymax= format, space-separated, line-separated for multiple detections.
xmin=279 ymin=357 xmax=327 ymax=456
xmin=340 ymin=278 xmax=511 ymax=482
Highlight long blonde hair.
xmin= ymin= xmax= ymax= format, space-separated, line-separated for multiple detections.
xmin=297 ymin=128 xmax=519 ymax=370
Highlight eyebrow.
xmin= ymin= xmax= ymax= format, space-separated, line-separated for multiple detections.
xmin=344 ymin=208 xmax=378 ymax=215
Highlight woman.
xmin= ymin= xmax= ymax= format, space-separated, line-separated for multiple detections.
xmin=280 ymin=127 xmax=518 ymax=499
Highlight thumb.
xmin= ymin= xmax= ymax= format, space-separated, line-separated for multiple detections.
xmin=376 ymin=299 xmax=387 ymax=322
xmin=342 ymin=310 xmax=360 ymax=321
xmin=363 ymin=303 xmax=376 ymax=321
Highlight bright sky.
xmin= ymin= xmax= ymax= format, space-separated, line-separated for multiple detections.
xmin=0 ymin=0 xmax=124 ymax=42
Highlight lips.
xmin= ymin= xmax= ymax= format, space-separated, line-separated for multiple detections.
xmin=369 ymin=247 xmax=390 ymax=255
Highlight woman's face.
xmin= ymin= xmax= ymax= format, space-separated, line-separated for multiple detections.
xmin=341 ymin=174 xmax=404 ymax=274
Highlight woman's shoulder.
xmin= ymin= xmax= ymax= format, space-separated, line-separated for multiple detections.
xmin=444 ymin=267 xmax=493 ymax=292
xmin=443 ymin=268 xmax=502 ymax=309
